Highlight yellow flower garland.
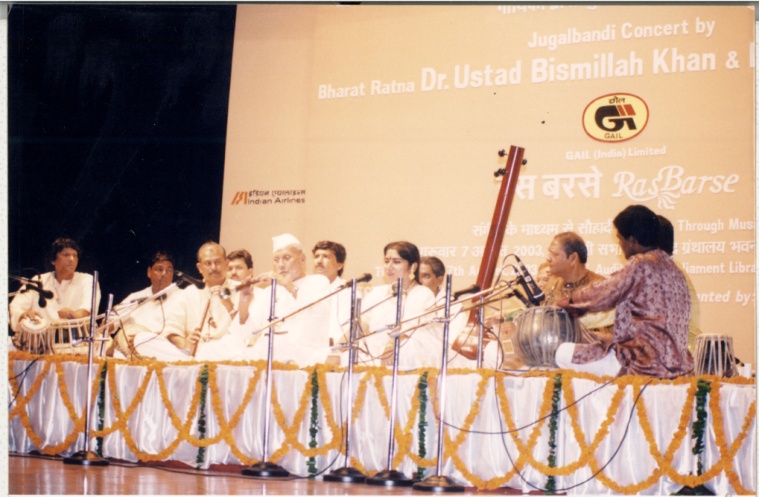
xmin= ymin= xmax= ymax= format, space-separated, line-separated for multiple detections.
xmin=7 ymin=352 xmax=756 ymax=494
xmin=206 ymin=363 xmax=261 ymax=464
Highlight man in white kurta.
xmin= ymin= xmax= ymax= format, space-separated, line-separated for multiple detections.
xmin=312 ymin=240 xmax=356 ymax=345
xmin=419 ymin=256 xmax=471 ymax=369
xmin=161 ymin=242 xmax=247 ymax=362
xmin=9 ymin=238 xmax=101 ymax=352
xmin=234 ymin=234 xmax=331 ymax=366
xmin=109 ymin=251 xmax=185 ymax=361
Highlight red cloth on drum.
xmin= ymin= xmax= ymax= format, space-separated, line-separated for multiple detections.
xmin=564 ymin=249 xmax=694 ymax=379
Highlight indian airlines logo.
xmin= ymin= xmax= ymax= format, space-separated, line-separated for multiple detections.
xmin=231 ymin=191 xmax=247 ymax=205
xmin=582 ymin=93 xmax=648 ymax=143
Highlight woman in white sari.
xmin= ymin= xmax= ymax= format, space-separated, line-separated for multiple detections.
xmin=357 ymin=241 xmax=436 ymax=369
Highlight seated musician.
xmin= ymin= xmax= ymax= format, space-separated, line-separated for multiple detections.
xmin=419 ymin=256 xmax=446 ymax=301
xmin=312 ymin=240 xmax=355 ymax=347
xmin=418 ymin=256 xmax=472 ymax=368
xmin=227 ymin=249 xmax=255 ymax=283
xmin=9 ymin=237 xmax=101 ymax=348
xmin=236 ymin=234 xmax=331 ymax=366
xmin=657 ymin=215 xmax=702 ymax=351
xmin=109 ymin=251 xmax=183 ymax=360
xmin=161 ymin=242 xmax=247 ymax=361
xmin=463 ymin=232 xmax=613 ymax=369
xmin=357 ymin=241 xmax=437 ymax=369
xmin=555 ymin=205 xmax=695 ymax=378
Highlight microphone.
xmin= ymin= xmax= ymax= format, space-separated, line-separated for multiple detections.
xmin=127 ymin=295 xmax=166 ymax=305
xmin=10 ymin=276 xmax=54 ymax=303
xmin=511 ymin=255 xmax=544 ymax=306
xmin=339 ymin=273 xmax=372 ymax=289
xmin=453 ymin=284 xmax=480 ymax=300
xmin=29 ymin=283 xmax=54 ymax=300
xmin=38 ymin=290 xmax=49 ymax=308
xmin=25 ymin=280 xmax=53 ymax=308
xmin=175 ymin=270 xmax=203 ymax=288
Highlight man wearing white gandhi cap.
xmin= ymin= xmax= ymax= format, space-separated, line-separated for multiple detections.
xmin=236 ymin=233 xmax=332 ymax=365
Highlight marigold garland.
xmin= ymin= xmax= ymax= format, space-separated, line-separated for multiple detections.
xmin=206 ymin=363 xmax=262 ymax=465
xmin=562 ymin=375 xmax=628 ymax=475
xmin=633 ymin=377 xmax=696 ymax=487
xmin=7 ymin=353 xmax=756 ymax=494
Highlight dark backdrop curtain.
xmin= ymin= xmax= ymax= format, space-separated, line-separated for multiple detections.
xmin=8 ymin=4 xmax=236 ymax=309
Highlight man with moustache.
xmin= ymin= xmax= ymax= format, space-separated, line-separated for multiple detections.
xmin=466 ymin=232 xmax=612 ymax=370
xmin=312 ymin=240 xmax=354 ymax=345
xmin=109 ymin=251 xmax=184 ymax=360
xmin=161 ymin=242 xmax=246 ymax=361
xmin=555 ymin=205 xmax=694 ymax=378
xmin=237 ymin=234 xmax=331 ymax=365
xmin=10 ymin=238 xmax=101 ymax=347
xmin=227 ymin=249 xmax=255 ymax=283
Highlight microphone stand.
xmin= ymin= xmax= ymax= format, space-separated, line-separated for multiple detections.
xmin=366 ymin=279 xmax=413 ymax=487
xmin=91 ymin=283 xmax=179 ymax=336
xmin=242 ymin=279 xmax=290 ymax=478
xmin=414 ymin=275 xmax=464 ymax=492
xmin=98 ymin=294 xmax=115 ymax=357
xmin=476 ymin=298 xmax=486 ymax=368
xmin=249 ymin=278 xmax=364 ymax=337
xmin=64 ymin=271 xmax=109 ymax=466
xmin=323 ymin=280 xmax=367 ymax=483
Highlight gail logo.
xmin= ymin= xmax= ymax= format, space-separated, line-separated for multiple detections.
xmin=612 ymin=165 xmax=739 ymax=209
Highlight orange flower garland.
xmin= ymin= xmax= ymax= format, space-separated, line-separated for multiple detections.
xmin=7 ymin=352 xmax=756 ymax=494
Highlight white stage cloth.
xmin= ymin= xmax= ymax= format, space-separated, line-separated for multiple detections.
xmin=7 ymin=353 xmax=756 ymax=495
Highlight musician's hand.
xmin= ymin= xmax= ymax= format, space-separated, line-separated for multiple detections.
xmin=20 ymin=310 xmax=43 ymax=322
xmin=57 ymin=308 xmax=90 ymax=320
xmin=187 ymin=328 xmax=202 ymax=345
xmin=237 ymin=280 xmax=254 ymax=324
xmin=239 ymin=279 xmax=254 ymax=301
xmin=484 ymin=315 xmax=503 ymax=329
xmin=495 ymin=321 xmax=516 ymax=339
xmin=555 ymin=297 xmax=571 ymax=309
xmin=556 ymin=297 xmax=586 ymax=317
xmin=254 ymin=271 xmax=277 ymax=287
xmin=57 ymin=308 xmax=77 ymax=319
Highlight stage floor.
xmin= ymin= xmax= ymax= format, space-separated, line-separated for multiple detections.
xmin=9 ymin=454 xmax=543 ymax=495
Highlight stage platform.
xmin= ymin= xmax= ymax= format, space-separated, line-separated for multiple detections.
xmin=8 ymin=352 xmax=756 ymax=495
xmin=10 ymin=453 xmax=543 ymax=495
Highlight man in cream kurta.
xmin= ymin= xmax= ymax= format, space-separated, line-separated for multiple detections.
xmin=161 ymin=242 xmax=246 ymax=362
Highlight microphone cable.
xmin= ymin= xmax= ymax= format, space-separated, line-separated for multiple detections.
xmin=495 ymin=378 xmax=652 ymax=493
xmin=8 ymin=356 xmax=42 ymax=410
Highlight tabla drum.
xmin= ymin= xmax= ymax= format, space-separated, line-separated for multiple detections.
xmin=512 ymin=306 xmax=586 ymax=368
xmin=694 ymin=334 xmax=735 ymax=378
xmin=15 ymin=316 xmax=55 ymax=355
xmin=51 ymin=317 xmax=105 ymax=356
